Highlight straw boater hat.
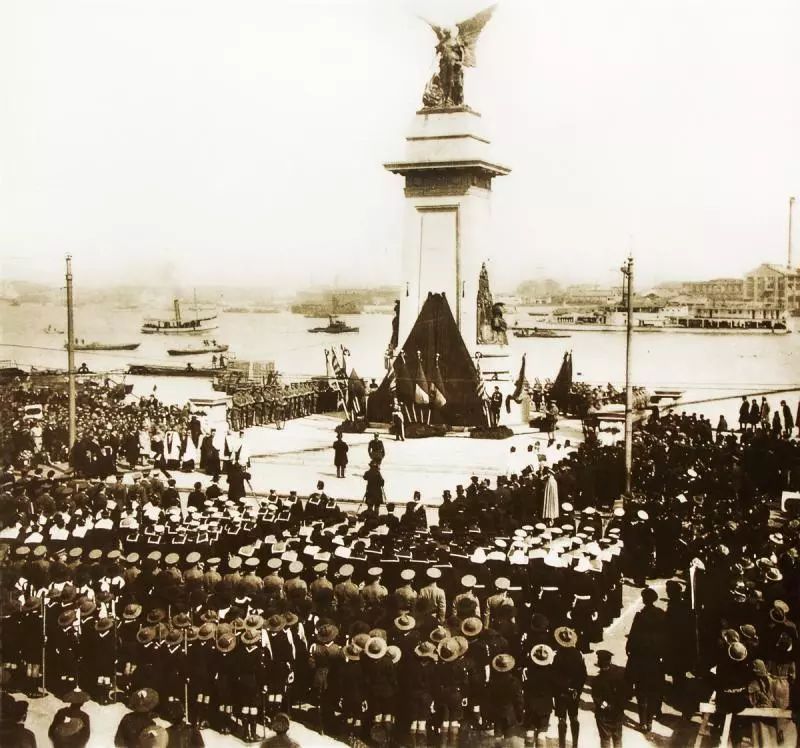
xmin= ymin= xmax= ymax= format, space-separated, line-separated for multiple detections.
xmin=430 ymin=626 xmax=449 ymax=644
xmin=58 ymin=610 xmax=77 ymax=628
xmin=165 ymin=629 xmax=183 ymax=646
xmin=197 ymin=623 xmax=216 ymax=641
xmin=172 ymin=612 xmax=192 ymax=629
xmin=136 ymin=627 xmax=157 ymax=645
xmin=530 ymin=644 xmax=555 ymax=666
xmin=492 ymin=654 xmax=515 ymax=673
xmin=146 ymin=608 xmax=166 ymax=625
xmin=365 ymin=636 xmax=388 ymax=660
xmin=766 ymin=567 xmax=783 ymax=582
xmin=437 ymin=638 xmax=461 ymax=662
xmin=386 ymin=645 xmax=402 ymax=664
xmin=554 ymin=627 xmax=578 ymax=648
xmin=245 ymin=614 xmax=265 ymax=631
xmin=130 ymin=687 xmax=159 ymax=713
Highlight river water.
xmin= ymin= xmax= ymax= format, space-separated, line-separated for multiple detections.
xmin=2 ymin=302 xmax=799 ymax=424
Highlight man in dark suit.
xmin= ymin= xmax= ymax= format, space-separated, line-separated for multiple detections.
xmin=593 ymin=650 xmax=629 ymax=748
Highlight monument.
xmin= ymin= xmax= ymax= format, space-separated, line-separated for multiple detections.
xmin=369 ymin=5 xmax=523 ymax=429
xmin=384 ymin=4 xmax=510 ymax=354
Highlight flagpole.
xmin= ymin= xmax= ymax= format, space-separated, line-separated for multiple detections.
xmin=621 ymin=255 xmax=634 ymax=496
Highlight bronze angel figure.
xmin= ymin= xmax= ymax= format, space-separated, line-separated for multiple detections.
xmin=420 ymin=5 xmax=496 ymax=108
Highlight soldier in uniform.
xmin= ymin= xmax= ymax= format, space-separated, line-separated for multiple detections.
xmin=593 ymin=649 xmax=629 ymax=748
xmin=552 ymin=627 xmax=585 ymax=748
xmin=419 ymin=567 xmax=446 ymax=624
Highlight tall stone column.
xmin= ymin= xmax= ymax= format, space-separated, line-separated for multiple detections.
xmin=384 ymin=106 xmax=510 ymax=355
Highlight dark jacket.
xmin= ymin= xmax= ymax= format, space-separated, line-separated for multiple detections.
xmin=593 ymin=664 xmax=629 ymax=719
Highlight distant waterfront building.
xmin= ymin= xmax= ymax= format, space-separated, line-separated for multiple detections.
xmin=743 ymin=263 xmax=800 ymax=310
xmin=683 ymin=277 xmax=745 ymax=300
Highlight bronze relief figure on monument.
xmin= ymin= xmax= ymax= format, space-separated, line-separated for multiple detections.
xmin=477 ymin=262 xmax=508 ymax=345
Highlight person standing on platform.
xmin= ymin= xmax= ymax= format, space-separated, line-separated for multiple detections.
xmin=542 ymin=467 xmax=559 ymax=525
xmin=739 ymin=396 xmax=750 ymax=432
xmin=391 ymin=399 xmax=405 ymax=441
xmin=332 ymin=433 xmax=349 ymax=479
xmin=547 ymin=402 xmax=560 ymax=442
xmin=368 ymin=433 xmax=386 ymax=467
xmin=593 ymin=650 xmax=628 ymax=748
xmin=780 ymin=400 xmax=794 ymax=437
xmin=489 ymin=386 xmax=503 ymax=427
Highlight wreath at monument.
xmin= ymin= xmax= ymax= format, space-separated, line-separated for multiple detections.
xmin=403 ymin=422 xmax=449 ymax=439
xmin=336 ymin=419 xmax=369 ymax=435
xmin=469 ymin=425 xmax=514 ymax=440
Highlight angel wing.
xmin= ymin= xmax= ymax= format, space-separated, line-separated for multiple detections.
xmin=456 ymin=4 xmax=497 ymax=67
xmin=418 ymin=16 xmax=448 ymax=42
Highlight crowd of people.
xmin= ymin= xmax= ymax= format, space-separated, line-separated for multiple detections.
xmin=1 ymin=374 xmax=800 ymax=746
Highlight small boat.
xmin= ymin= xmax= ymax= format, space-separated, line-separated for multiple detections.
xmin=67 ymin=341 xmax=141 ymax=351
xmin=167 ymin=343 xmax=229 ymax=356
xmin=513 ymin=327 xmax=571 ymax=339
xmin=43 ymin=325 xmax=64 ymax=335
xmin=308 ymin=315 xmax=359 ymax=334
xmin=127 ymin=363 xmax=224 ymax=377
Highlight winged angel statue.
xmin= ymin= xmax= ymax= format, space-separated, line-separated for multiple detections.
xmin=420 ymin=4 xmax=496 ymax=108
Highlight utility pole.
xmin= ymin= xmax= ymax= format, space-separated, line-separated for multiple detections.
xmin=621 ymin=255 xmax=634 ymax=496
xmin=788 ymin=196 xmax=796 ymax=269
xmin=66 ymin=255 xmax=77 ymax=451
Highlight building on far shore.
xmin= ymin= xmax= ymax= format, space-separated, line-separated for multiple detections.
xmin=743 ymin=263 xmax=800 ymax=310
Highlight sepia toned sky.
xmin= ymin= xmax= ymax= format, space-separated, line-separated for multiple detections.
xmin=0 ymin=0 xmax=798 ymax=291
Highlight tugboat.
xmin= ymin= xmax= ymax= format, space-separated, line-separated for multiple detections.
xmin=43 ymin=324 xmax=64 ymax=335
xmin=308 ymin=315 xmax=359 ymax=334
xmin=141 ymin=296 xmax=218 ymax=335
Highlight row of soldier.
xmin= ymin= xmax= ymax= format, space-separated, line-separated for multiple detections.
xmin=227 ymin=381 xmax=326 ymax=432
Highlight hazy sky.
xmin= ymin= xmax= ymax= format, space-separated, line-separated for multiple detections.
xmin=1 ymin=0 xmax=798 ymax=292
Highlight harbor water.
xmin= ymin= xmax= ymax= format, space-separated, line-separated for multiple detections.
xmin=2 ymin=302 xmax=799 ymax=425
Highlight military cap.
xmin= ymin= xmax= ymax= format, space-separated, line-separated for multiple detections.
xmin=227 ymin=556 xmax=242 ymax=570
xmin=15 ymin=546 xmax=30 ymax=557
xmin=367 ymin=566 xmax=383 ymax=578
xmin=146 ymin=550 xmax=162 ymax=562
xmin=426 ymin=567 xmax=441 ymax=580
xmin=245 ymin=557 xmax=259 ymax=569
xmin=32 ymin=545 xmax=47 ymax=558
xmin=313 ymin=562 xmax=328 ymax=574
xmin=338 ymin=564 xmax=354 ymax=577
xmin=460 ymin=574 xmax=477 ymax=588
xmin=186 ymin=551 xmax=201 ymax=565
xmin=206 ymin=557 xmax=221 ymax=566
xmin=266 ymin=557 xmax=282 ymax=570
xmin=288 ymin=561 xmax=304 ymax=575
xmin=400 ymin=569 xmax=416 ymax=581
xmin=164 ymin=553 xmax=179 ymax=566
xmin=68 ymin=547 xmax=83 ymax=559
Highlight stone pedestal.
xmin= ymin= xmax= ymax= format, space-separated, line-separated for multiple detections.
xmin=384 ymin=106 xmax=510 ymax=354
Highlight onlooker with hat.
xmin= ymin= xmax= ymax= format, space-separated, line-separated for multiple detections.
xmin=625 ymin=587 xmax=666 ymax=733
xmin=260 ymin=712 xmax=300 ymax=748
xmin=361 ymin=636 xmax=398 ymax=741
xmin=115 ymin=687 xmax=158 ymax=747
xmin=435 ymin=637 xmax=470 ymax=747
xmin=593 ymin=649 xmax=628 ymax=748
xmin=552 ymin=627 xmax=585 ymax=748
xmin=48 ymin=688 xmax=91 ymax=748
xmin=0 ymin=697 xmax=35 ymax=747
xmin=332 ymin=432 xmax=348 ymax=479
xmin=523 ymin=644 xmax=556 ymax=748
xmin=487 ymin=654 xmax=523 ymax=740
xmin=163 ymin=697 xmax=205 ymax=748
xmin=309 ymin=622 xmax=341 ymax=735
xmin=408 ymin=641 xmax=438 ymax=745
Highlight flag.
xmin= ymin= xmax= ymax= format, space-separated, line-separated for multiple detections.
xmin=394 ymin=351 xmax=414 ymax=406
xmin=330 ymin=348 xmax=346 ymax=380
xmin=340 ymin=346 xmax=350 ymax=378
xmin=551 ymin=351 xmax=573 ymax=410
xmin=348 ymin=369 xmax=366 ymax=415
xmin=430 ymin=352 xmax=447 ymax=410
xmin=475 ymin=359 xmax=490 ymax=426
xmin=505 ymin=354 xmax=527 ymax=414
xmin=413 ymin=350 xmax=430 ymax=406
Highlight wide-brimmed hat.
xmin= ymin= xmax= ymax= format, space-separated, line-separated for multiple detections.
xmin=172 ymin=612 xmax=192 ymax=629
xmin=554 ymin=627 xmax=578 ymax=648
xmin=136 ymin=626 xmax=156 ymax=645
xmin=146 ymin=608 xmax=166 ymax=624
xmin=414 ymin=640 xmax=438 ymax=660
xmin=165 ymin=629 xmax=183 ymax=646
xmin=95 ymin=617 xmax=114 ymax=634
xmin=245 ymin=614 xmax=264 ymax=631
xmin=197 ymin=622 xmax=216 ymax=641
xmin=266 ymin=614 xmax=286 ymax=633
xmin=461 ymin=617 xmax=483 ymax=638
xmin=365 ymin=636 xmax=388 ymax=659
xmin=368 ymin=628 xmax=388 ymax=641
xmin=58 ymin=610 xmax=77 ymax=627
xmin=185 ymin=626 xmax=200 ymax=642
xmin=62 ymin=688 xmax=90 ymax=705
xmin=130 ymin=687 xmax=159 ymax=712
xmin=437 ymin=638 xmax=461 ymax=662
xmin=766 ymin=567 xmax=783 ymax=582
xmin=343 ymin=643 xmax=361 ymax=661
xmin=394 ymin=614 xmax=416 ymax=631
xmin=122 ymin=603 xmax=142 ymax=620
xmin=430 ymin=626 xmax=449 ymax=644
xmin=316 ymin=623 xmax=339 ymax=644
xmin=728 ymin=642 xmax=748 ymax=662
xmin=386 ymin=645 xmax=402 ymax=664
xmin=241 ymin=628 xmax=261 ymax=646
xmin=22 ymin=597 xmax=42 ymax=613
xmin=739 ymin=624 xmax=758 ymax=641
xmin=352 ymin=633 xmax=370 ymax=651
xmin=770 ymin=607 xmax=786 ymax=623
xmin=530 ymin=644 xmax=555 ymax=666
xmin=492 ymin=654 xmax=515 ymax=672
xmin=216 ymin=633 xmax=237 ymax=653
